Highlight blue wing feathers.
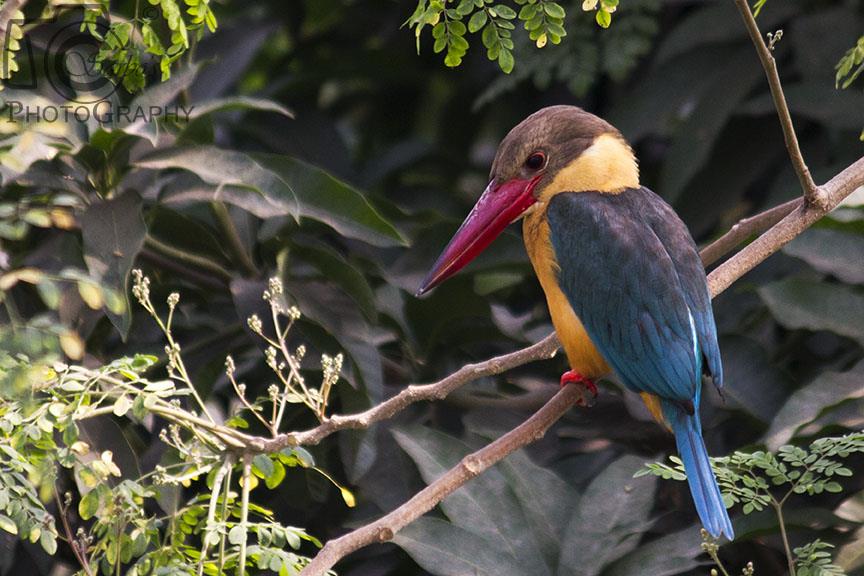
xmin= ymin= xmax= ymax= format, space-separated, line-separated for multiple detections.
xmin=546 ymin=187 xmax=732 ymax=539
xmin=547 ymin=188 xmax=702 ymax=402
xmin=643 ymin=195 xmax=723 ymax=388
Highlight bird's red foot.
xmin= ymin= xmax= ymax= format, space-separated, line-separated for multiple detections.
xmin=560 ymin=370 xmax=598 ymax=405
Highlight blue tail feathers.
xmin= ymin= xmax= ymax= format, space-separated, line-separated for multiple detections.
xmin=664 ymin=401 xmax=734 ymax=540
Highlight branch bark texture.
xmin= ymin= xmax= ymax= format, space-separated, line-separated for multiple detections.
xmin=248 ymin=333 xmax=561 ymax=451
xmin=300 ymin=384 xmax=590 ymax=576
xmin=733 ymin=0 xmax=823 ymax=208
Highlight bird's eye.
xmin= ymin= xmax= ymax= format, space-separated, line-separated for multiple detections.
xmin=525 ymin=152 xmax=546 ymax=171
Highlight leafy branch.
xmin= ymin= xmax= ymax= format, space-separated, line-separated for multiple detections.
xmin=408 ymin=0 xmax=575 ymax=73
xmin=835 ymin=35 xmax=864 ymax=140
xmin=641 ymin=433 xmax=864 ymax=576
xmin=0 ymin=269 xmax=359 ymax=575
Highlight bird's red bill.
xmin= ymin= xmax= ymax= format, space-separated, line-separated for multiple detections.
xmin=416 ymin=176 xmax=540 ymax=296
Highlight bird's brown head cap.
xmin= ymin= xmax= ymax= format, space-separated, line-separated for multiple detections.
xmin=490 ymin=105 xmax=623 ymax=194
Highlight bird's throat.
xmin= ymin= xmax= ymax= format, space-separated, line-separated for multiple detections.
xmin=538 ymin=132 xmax=639 ymax=199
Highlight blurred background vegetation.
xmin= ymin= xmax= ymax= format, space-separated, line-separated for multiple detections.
xmin=1 ymin=0 xmax=864 ymax=574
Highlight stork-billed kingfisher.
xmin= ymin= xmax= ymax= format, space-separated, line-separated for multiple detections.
xmin=416 ymin=105 xmax=734 ymax=540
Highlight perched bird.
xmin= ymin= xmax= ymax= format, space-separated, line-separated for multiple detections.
xmin=416 ymin=105 xmax=734 ymax=539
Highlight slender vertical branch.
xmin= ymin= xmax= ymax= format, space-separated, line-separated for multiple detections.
xmin=772 ymin=500 xmax=797 ymax=576
xmin=198 ymin=458 xmax=232 ymax=576
xmin=54 ymin=490 xmax=95 ymax=576
xmin=217 ymin=464 xmax=233 ymax=576
xmin=733 ymin=0 xmax=824 ymax=208
xmin=236 ymin=455 xmax=252 ymax=576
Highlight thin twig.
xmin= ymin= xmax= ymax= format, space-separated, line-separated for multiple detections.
xmin=733 ymin=0 xmax=824 ymax=208
xmin=247 ymin=333 xmax=561 ymax=452
xmin=700 ymin=198 xmax=800 ymax=267
xmin=707 ymin=155 xmax=864 ymax=296
xmin=772 ymin=500 xmax=797 ymax=576
xmin=143 ymin=236 xmax=234 ymax=282
xmin=197 ymin=458 xmax=232 ymax=576
xmin=217 ymin=464 xmax=233 ymax=576
xmin=54 ymin=490 xmax=95 ymax=576
xmin=236 ymin=455 xmax=252 ymax=576
xmin=210 ymin=202 xmax=258 ymax=277
xmin=299 ymin=384 xmax=591 ymax=576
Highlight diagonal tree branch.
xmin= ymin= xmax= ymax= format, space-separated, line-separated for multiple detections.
xmin=699 ymin=198 xmax=800 ymax=267
xmin=246 ymin=333 xmax=562 ymax=451
xmin=707 ymin=155 xmax=864 ymax=296
xmin=733 ymin=0 xmax=824 ymax=208
xmin=247 ymin=156 xmax=863 ymax=455
xmin=300 ymin=383 xmax=591 ymax=576
xmin=298 ymin=151 xmax=864 ymax=574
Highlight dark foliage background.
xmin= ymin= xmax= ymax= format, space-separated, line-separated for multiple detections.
xmin=1 ymin=0 xmax=864 ymax=574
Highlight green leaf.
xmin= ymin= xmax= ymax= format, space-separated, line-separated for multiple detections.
xmin=121 ymin=64 xmax=200 ymax=144
xmin=137 ymin=145 xmax=301 ymax=220
xmin=784 ymin=228 xmax=864 ymax=284
xmin=141 ymin=147 xmax=406 ymax=247
xmin=543 ymin=2 xmax=566 ymax=19
xmin=80 ymin=192 xmax=145 ymax=339
xmin=495 ymin=449 xmax=575 ymax=567
xmin=79 ymin=489 xmax=100 ymax=520
xmin=758 ymin=279 xmax=864 ymax=348
xmin=605 ymin=525 xmax=706 ymax=576
xmin=468 ymin=10 xmax=488 ymax=33
xmin=113 ymin=395 xmax=132 ymax=417
xmin=36 ymin=280 xmax=60 ymax=310
xmin=228 ymin=525 xmax=246 ymax=545
xmin=392 ymin=426 xmax=551 ymax=576
xmin=394 ymin=517 xmax=524 ymax=576
xmin=558 ymin=455 xmax=658 ymax=576
xmin=494 ymin=4 xmax=517 ymax=19
xmin=264 ymin=460 xmax=286 ymax=489
xmin=187 ymin=96 xmax=294 ymax=121
xmin=145 ymin=206 xmax=233 ymax=268
xmin=252 ymin=454 xmax=275 ymax=479
xmin=595 ymin=9 xmax=611 ymax=28
xmin=0 ymin=515 xmax=17 ymax=535
xmin=762 ymin=360 xmax=864 ymax=450
xmin=498 ymin=48 xmax=514 ymax=73
xmin=39 ymin=530 xmax=57 ymax=555
xmin=254 ymin=153 xmax=407 ymax=247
